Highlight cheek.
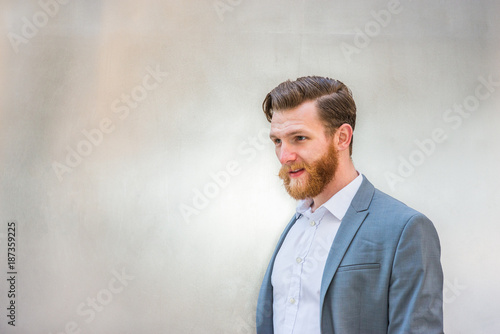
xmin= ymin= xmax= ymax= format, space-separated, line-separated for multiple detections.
xmin=295 ymin=148 xmax=311 ymax=163
xmin=302 ymin=149 xmax=322 ymax=164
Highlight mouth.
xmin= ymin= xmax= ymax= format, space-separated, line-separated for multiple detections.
xmin=289 ymin=168 xmax=305 ymax=178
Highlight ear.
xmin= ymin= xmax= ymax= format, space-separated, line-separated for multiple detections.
xmin=335 ymin=123 xmax=353 ymax=153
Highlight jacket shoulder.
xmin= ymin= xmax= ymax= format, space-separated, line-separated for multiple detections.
xmin=369 ymin=187 xmax=431 ymax=228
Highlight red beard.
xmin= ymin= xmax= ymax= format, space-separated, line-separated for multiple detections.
xmin=279 ymin=143 xmax=339 ymax=200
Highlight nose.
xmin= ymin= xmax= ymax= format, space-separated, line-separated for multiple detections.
xmin=278 ymin=143 xmax=297 ymax=165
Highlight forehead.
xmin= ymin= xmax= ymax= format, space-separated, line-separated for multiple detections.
xmin=270 ymin=100 xmax=325 ymax=136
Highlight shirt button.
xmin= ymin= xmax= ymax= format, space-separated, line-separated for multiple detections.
xmin=289 ymin=298 xmax=296 ymax=304
xmin=296 ymin=257 xmax=303 ymax=264
xmin=310 ymin=220 xmax=316 ymax=226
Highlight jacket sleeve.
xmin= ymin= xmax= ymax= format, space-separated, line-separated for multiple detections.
xmin=388 ymin=213 xmax=444 ymax=333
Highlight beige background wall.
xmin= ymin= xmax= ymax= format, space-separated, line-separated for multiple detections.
xmin=1 ymin=0 xmax=499 ymax=333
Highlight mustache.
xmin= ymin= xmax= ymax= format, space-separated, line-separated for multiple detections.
xmin=279 ymin=162 xmax=308 ymax=179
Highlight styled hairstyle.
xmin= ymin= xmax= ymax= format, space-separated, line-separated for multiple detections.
xmin=262 ymin=76 xmax=357 ymax=155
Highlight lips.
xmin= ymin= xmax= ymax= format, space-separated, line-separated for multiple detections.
xmin=289 ymin=168 xmax=305 ymax=178
xmin=279 ymin=163 xmax=307 ymax=181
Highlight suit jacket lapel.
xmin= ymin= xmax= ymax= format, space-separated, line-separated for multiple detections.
xmin=319 ymin=176 xmax=375 ymax=308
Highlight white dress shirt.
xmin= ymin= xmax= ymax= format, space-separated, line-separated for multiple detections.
xmin=271 ymin=174 xmax=363 ymax=334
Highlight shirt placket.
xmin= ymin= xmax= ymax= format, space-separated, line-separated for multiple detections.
xmin=283 ymin=212 xmax=324 ymax=334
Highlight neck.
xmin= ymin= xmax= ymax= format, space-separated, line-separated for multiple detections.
xmin=311 ymin=158 xmax=358 ymax=212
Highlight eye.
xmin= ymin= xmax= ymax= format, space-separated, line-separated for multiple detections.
xmin=296 ymin=136 xmax=306 ymax=141
xmin=273 ymin=138 xmax=282 ymax=145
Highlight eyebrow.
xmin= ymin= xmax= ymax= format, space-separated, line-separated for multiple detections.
xmin=269 ymin=130 xmax=308 ymax=140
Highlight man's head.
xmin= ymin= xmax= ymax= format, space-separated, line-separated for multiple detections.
xmin=263 ymin=76 xmax=356 ymax=155
xmin=264 ymin=76 xmax=357 ymax=200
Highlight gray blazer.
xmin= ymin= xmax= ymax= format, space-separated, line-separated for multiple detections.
xmin=256 ymin=176 xmax=443 ymax=334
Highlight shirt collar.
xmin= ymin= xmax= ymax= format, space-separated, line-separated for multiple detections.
xmin=295 ymin=173 xmax=364 ymax=221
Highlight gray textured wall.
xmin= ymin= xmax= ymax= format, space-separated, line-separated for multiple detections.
xmin=1 ymin=0 xmax=499 ymax=333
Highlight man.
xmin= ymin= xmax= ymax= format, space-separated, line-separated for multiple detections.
xmin=256 ymin=76 xmax=443 ymax=334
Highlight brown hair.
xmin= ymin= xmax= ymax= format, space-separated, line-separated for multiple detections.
xmin=262 ymin=76 xmax=356 ymax=155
